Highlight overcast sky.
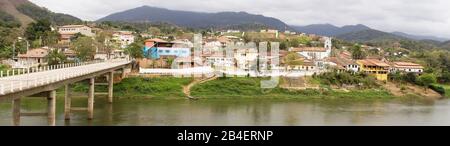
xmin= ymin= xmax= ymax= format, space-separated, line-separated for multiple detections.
xmin=30 ymin=0 xmax=450 ymax=39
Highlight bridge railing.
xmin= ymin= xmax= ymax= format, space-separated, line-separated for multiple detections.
xmin=0 ymin=59 xmax=131 ymax=96
xmin=0 ymin=60 xmax=106 ymax=79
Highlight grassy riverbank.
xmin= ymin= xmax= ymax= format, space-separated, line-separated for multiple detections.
xmin=190 ymin=77 xmax=395 ymax=99
xmin=66 ymin=77 xmax=418 ymax=100
xmin=71 ymin=77 xmax=193 ymax=99
xmin=440 ymin=84 xmax=450 ymax=98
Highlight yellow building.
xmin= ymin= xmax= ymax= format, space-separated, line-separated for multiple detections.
xmin=356 ymin=59 xmax=390 ymax=81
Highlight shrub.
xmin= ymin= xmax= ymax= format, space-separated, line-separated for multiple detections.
xmin=429 ymin=85 xmax=446 ymax=95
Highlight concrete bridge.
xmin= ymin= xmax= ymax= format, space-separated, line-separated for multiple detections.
xmin=0 ymin=59 xmax=132 ymax=126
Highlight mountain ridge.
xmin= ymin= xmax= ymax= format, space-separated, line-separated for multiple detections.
xmin=97 ymin=5 xmax=292 ymax=31
xmin=0 ymin=0 xmax=82 ymax=26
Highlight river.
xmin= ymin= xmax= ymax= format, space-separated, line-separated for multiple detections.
xmin=1 ymin=97 xmax=450 ymax=126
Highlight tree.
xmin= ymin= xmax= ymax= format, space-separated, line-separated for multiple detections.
xmin=46 ymin=49 xmax=66 ymax=65
xmin=95 ymin=30 xmax=115 ymax=59
xmin=24 ymin=19 xmax=52 ymax=41
xmin=389 ymin=72 xmax=403 ymax=84
xmin=42 ymin=31 xmax=60 ymax=47
xmin=403 ymin=72 xmax=417 ymax=84
xmin=70 ymin=33 xmax=85 ymax=42
xmin=0 ymin=26 xmax=21 ymax=59
xmin=125 ymin=42 xmax=144 ymax=59
xmin=71 ymin=37 xmax=96 ymax=61
xmin=166 ymin=58 xmax=175 ymax=69
xmin=279 ymin=41 xmax=288 ymax=50
xmin=148 ymin=27 xmax=161 ymax=36
xmin=417 ymin=73 xmax=437 ymax=92
xmin=351 ymin=44 xmax=365 ymax=60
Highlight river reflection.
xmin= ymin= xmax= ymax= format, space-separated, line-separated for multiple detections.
xmin=0 ymin=97 xmax=449 ymax=126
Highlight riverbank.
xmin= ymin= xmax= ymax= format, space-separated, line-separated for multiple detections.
xmin=190 ymin=77 xmax=395 ymax=99
xmin=64 ymin=76 xmax=443 ymax=100
xmin=69 ymin=77 xmax=193 ymax=99
xmin=440 ymin=84 xmax=450 ymax=98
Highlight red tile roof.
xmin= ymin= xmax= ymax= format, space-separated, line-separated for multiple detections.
xmin=392 ymin=62 xmax=424 ymax=69
xmin=18 ymin=48 xmax=49 ymax=58
xmin=357 ymin=59 xmax=390 ymax=67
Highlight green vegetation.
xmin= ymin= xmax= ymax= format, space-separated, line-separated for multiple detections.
xmin=114 ymin=77 xmax=193 ymax=99
xmin=432 ymin=84 xmax=449 ymax=97
xmin=125 ymin=42 xmax=144 ymax=59
xmin=350 ymin=44 xmax=366 ymax=59
xmin=288 ymin=36 xmax=312 ymax=48
xmin=0 ymin=64 xmax=9 ymax=73
xmin=71 ymin=77 xmax=193 ymax=99
xmin=70 ymin=37 xmax=96 ymax=61
xmin=0 ymin=13 xmax=22 ymax=59
xmin=416 ymin=73 xmax=437 ymax=91
xmin=24 ymin=19 xmax=60 ymax=47
xmin=16 ymin=3 xmax=82 ymax=26
xmin=0 ymin=11 xmax=21 ymax=28
xmin=284 ymin=52 xmax=303 ymax=66
xmin=313 ymin=71 xmax=379 ymax=89
xmin=46 ymin=49 xmax=66 ymax=65
xmin=191 ymin=77 xmax=393 ymax=99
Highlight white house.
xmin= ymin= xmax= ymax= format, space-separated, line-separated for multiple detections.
xmin=290 ymin=37 xmax=332 ymax=60
xmin=58 ymin=25 xmax=94 ymax=43
xmin=17 ymin=48 xmax=50 ymax=67
xmin=390 ymin=62 xmax=424 ymax=74
xmin=172 ymin=39 xmax=194 ymax=48
xmin=112 ymin=31 xmax=135 ymax=48
xmin=234 ymin=48 xmax=259 ymax=71
xmin=206 ymin=53 xmax=235 ymax=69
xmin=328 ymin=57 xmax=360 ymax=72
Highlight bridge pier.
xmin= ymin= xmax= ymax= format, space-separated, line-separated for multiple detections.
xmin=64 ymin=84 xmax=72 ymax=120
xmin=47 ymin=90 xmax=56 ymax=126
xmin=108 ymin=72 xmax=114 ymax=103
xmin=11 ymin=90 xmax=57 ymax=126
xmin=12 ymin=98 xmax=21 ymax=126
xmin=88 ymin=77 xmax=95 ymax=120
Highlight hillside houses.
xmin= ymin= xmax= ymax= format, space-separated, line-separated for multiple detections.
xmin=390 ymin=62 xmax=424 ymax=74
xmin=58 ymin=25 xmax=95 ymax=43
xmin=17 ymin=48 xmax=50 ymax=67
xmin=357 ymin=59 xmax=391 ymax=81
xmin=112 ymin=31 xmax=135 ymax=48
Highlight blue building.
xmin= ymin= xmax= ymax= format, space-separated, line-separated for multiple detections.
xmin=143 ymin=39 xmax=191 ymax=59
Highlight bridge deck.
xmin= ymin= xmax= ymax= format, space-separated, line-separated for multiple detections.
xmin=0 ymin=59 xmax=131 ymax=97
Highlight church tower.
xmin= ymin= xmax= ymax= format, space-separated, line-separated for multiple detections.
xmin=324 ymin=37 xmax=332 ymax=50
xmin=324 ymin=37 xmax=332 ymax=57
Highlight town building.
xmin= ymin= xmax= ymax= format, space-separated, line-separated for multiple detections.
xmin=143 ymin=39 xmax=191 ymax=59
xmin=17 ymin=48 xmax=49 ymax=67
xmin=172 ymin=39 xmax=194 ymax=48
xmin=63 ymin=49 xmax=77 ymax=61
xmin=112 ymin=31 xmax=135 ymax=48
xmin=206 ymin=52 xmax=235 ymax=67
xmin=227 ymin=30 xmax=241 ymax=33
xmin=390 ymin=62 xmax=424 ymax=74
xmin=328 ymin=57 xmax=360 ymax=72
xmin=357 ymin=59 xmax=390 ymax=81
xmin=290 ymin=37 xmax=332 ymax=60
xmin=234 ymin=48 xmax=259 ymax=71
xmin=58 ymin=25 xmax=95 ymax=43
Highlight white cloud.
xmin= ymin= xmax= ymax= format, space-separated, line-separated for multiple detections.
xmin=30 ymin=0 xmax=450 ymax=39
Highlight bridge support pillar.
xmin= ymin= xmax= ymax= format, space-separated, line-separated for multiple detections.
xmin=47 ymin=90 xmax=56 ymax=126
xmin=12 ymin=98 xmax=21 ymax=126
xmin=88 ymin=78 xmax=95 ymax=120
xmin=108 ymin=72 xmax=114 ymax=103
xmin=64 ymin=84 xmax=72 ymax=120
